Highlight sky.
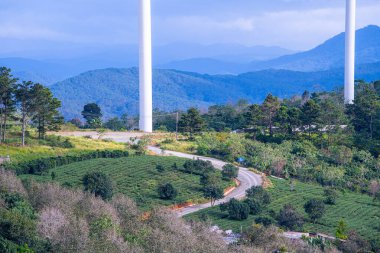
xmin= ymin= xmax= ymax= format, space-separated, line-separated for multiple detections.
xmin=0 ymin=0 xmax=379 ymax=57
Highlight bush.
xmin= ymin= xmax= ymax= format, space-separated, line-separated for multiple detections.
xmin=246 ymin=186 xmax=271 ymax=205
xmin=182 ymin=159 xmax=215 ymax=176
xmin=304 ymin=199 xmax=325 ymax=222
xmin=277 ymin=204 xmax=304 ymax=230
xmin=324 ymin=188 xmax=338 ymax=205
xmin=156 ymin=164 xmax=165 ymax=173
xmin=157 ymin=183 xmax=178 ymax=200
xmin=6 ymin=150 xmax=129 ymax=175
xmin=255 ymin=216 xmax=276 ymax=226
xmin=82 ymin=172 xmax=114 ymax=200
xmin=244 ymin=198 xmax=262 ymax=215
xmin=220 ymin=199 xmax=249 ymax=220
xmin=221 ymin=164 xmax=239 ymax=180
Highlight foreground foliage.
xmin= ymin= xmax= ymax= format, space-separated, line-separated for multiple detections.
xmin=187 ymin=178 xmax=380 ymax=243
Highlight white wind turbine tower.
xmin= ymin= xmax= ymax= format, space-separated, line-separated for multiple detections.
xmin=139 ymin=0 xmax=153 ymax=132
xmin=344 ymin=0 xmax=356 ymax=104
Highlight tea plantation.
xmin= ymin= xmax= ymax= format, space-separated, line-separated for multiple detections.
xmin=20 ymin=155 xmax=231 ymax=210
xmin=186 ymin=178 xmax=380 ymax=240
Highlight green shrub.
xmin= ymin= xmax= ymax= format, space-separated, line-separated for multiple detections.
xmin=182 ymin=159 xmax=215 ymax=176
xmin=221 ymin=164 xmax=239 ymax=180
xmin=157 ymin=183 xmax=177 ymax=200
xmin=220 ymin=199 xmax=249 ymax=220
xmin=304 ymin=199 xmax=326 ymax=222
xmin=5 ymin=150 xmax=129 ymax=175
xmin=277 ymin=204 xmax=304 ymax=230
xmin=82 ymin=172 xmax=114 ymax=200
xmin=255 ymin=216 xmax=276 ymax=226
xmin=156 ymin=165 xmax=165 ymax=173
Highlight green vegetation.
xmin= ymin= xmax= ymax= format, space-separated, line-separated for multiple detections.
xmin=187 ymin=178 xmax=380 ymax=241
xmin=82 ymin=171 xmax=114 ymax=200
xmin=20 ymin=156 xmax=231 ymax=210
xmin=0 ymin=135 xmax=126 ymax=163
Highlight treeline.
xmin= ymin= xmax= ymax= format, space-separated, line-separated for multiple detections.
xmin=0 ymin=67 xmax=63 ymax=145
xmin=173 ymin=81 xmax=380 ymax=156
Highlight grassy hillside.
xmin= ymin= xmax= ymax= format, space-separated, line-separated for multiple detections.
xmin=20 ymin=156 xmax=231 ymax=210
xmin=0 ymin=135 xmax=126 ymax=163
xmin=186 ymin=178 xmax=380 ymax=240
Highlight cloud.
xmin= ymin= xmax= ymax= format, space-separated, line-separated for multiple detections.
xmin=0 ymin=0 xmax=379 ymax=53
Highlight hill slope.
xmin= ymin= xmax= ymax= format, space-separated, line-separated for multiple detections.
xmin=51 ymin=62 xmax=380 ymax=119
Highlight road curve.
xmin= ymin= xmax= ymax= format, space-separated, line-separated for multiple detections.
xmin=148 ymin=146 xmax=262 ymax=216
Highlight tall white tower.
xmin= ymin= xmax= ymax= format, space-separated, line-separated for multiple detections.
xmin=139 ymin=0 xmax=153 ymax=132
xmin=344 ymin=0 xmax=356 ymax=104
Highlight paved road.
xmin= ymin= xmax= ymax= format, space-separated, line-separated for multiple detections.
xmin=148 ymin=146 xmax=262 ymax=216
xmin=51 ymin=131 xmax=262 ymax=216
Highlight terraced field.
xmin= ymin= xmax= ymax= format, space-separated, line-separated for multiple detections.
xmin=186 ymin=178 xmax=380 ymax=240
xmin=20 ymin=155 xmax=230 ymax=210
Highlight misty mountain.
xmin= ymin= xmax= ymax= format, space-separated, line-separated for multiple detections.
xmin=0 ymin=43 xmax=294 ymax=84
xmin=50 ymin=62 xmax=380 ymax=120
xmin=249 ymin=25 xmax=380 ymax=72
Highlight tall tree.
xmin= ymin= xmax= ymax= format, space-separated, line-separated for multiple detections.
xmin=178 ymin=108 xmax=204 ymax=139
xmin=261 ymin=94 xmax=280 ymax=136
xmin=81 ymin=103 xmax=102 ymax=128
xmin=31 ymin=84 xmax=63 ymax=139
xmin=301 ymin=99 xmax=321 ymax=137
xmin=0 ymin=67 xmax=17 ymax=142
xmin=244 ymin=104 xmax=263 ymax=139
xmin=15 ymin=81 xmax=35 ymax=146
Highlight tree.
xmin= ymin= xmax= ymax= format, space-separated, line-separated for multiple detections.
xmin=335 ymin=219 xmax=348 ymax=240
xmin=203 ymin=185 xmax=223 ymax=206
xmin=15 ymin=81 xmax=35 ymax=146
xmin=70 ymin=118 xmax=83 ymax=128
xmin=104 ymin=117 xmax=124 ymax=131
xmin=178 ymin=108 xmax=204 ymax=139
xmin=31 ymin=84 xmax=63 ymax=139
xmin=0 ymin=67 xmax=17 ymax=142
xmin=244 ymin=104 xmax=264 ymax=139
xmin=304 ymin=198 xmax=325 ymax=222
xmin=348 ymin=83 xmax=380 ymax=151
xmin=200 ymin=172 xmax=221 ymax=187
xmin=277 ymin=204 xmax=304 ymax=230
xmin=220 ymin=198 xmax=249 ymax=220
xmin=157 ymin=183 xmax=177 ymax=200
xmin=82 ymin=172 xmax=114 ymax=200
xmin=261 ymin=94 xmax=280 ymax=136
xmin=82 ymin=103 xmax=102 ymax=128
xmin=221 ymin=164 xmax=239 ymax=180
xmin=301 ymin=99 xmax=321 ymax=137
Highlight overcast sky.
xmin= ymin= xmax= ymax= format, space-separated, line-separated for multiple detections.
xmin=0 ymin=0 xmax=379 ymax=53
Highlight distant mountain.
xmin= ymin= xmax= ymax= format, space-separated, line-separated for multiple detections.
xmin=0 ymin=43 xmax=294 ymax=84
xmin=157 ymin=26 xmax=380 ymax=74
xmin=51 ymin=62 xmax=380 ymax=120
xmin=250 ymin=25 xmax=380 ymax=72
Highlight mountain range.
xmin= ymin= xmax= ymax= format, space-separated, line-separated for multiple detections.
xmin=161 ymin=25 xmax=380 ymax=74
xmin=51 ymin=61 xmax=380 ymax=120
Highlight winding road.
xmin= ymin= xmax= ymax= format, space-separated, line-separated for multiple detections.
xmin=147 ymin=146 xmax=262 ymax=216
xmin=53 ymin=132 xmax=263 ymax=216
